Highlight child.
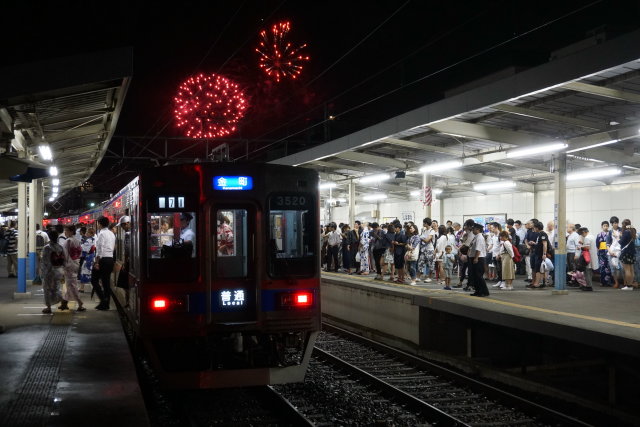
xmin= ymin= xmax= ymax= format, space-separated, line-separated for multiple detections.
xmin=442 ymin=245 xmax=456 ymax=290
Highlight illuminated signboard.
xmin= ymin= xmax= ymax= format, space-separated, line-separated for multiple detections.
xmin=158 ymin=196 xmax=186 ymax=209
xmin=219 ymin=289 xmax=246 ymax=307
xmin=213 ymin=176 xmax=253 ymax=191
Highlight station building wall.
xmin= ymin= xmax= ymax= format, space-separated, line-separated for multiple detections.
xmin=324 ymin=182 xmax=640 ymax=233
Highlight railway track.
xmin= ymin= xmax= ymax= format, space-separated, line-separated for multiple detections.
xmin=310 ymin=323 xmax=593 ymax=427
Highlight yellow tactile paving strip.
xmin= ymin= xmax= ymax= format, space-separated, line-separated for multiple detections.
xmin=323 ymin=272 xmax=640 ymax=330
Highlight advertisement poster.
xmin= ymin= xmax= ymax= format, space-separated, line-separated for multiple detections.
xmin=463 ymin=214 xmax=507 ymax=233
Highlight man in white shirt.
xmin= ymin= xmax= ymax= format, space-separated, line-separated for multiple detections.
xmin=566 ymin=224 xmax=580 ymax=272
xmin=325 ymin=224 xmax=342 ymax=272
xmin=470 ymin=223 xmax=489 ymax=297
xmin=91 ymin=216 xmax=116 ymax=310
xmin=546 ymin=221 xmax=556 ymax=252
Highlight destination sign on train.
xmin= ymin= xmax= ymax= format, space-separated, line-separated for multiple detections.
xmin=213 ymin=176 xmax=253 ymax=190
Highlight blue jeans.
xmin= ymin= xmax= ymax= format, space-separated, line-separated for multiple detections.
xmin=407 ymin=261 xmax=417 ymax=279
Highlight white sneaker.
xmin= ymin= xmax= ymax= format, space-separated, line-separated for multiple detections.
xmin=505 ymin=286 xmax=513 ymax=290
xmin=410 ymin=281 xmax=417 ymax=286
xmin=499 ymin=282 xmax=506 ymax=289
xmin=492 ymin=282 xmax=502 ymax=288
xmin=621 ymin=286 xmax=634 ymax=291
xmin=424 ymin=278 xmax=432 ymax=283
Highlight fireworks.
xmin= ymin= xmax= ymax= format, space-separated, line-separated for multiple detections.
xmin=173 ymin=73 xmax=248 ymax=138
xmin=256 ymin=21 xmax=309 ymax=82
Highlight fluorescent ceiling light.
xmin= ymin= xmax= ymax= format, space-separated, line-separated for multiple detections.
xmin=362 ymin=194 xmax=387 ymax=201
xmin=474 ymin=181 xmax=516 ymax=191
xmin=358 ymin=173 xmax=390 ymax=183
xmin=567 ymin=167 xmax=621 ymax=181
xmin=419 ymin=160 xmax=462 ymax=173
xmin=327 ymin=198 xmax=347 ymax=203
xmin=52 ymin=178 xmax=60 ymax=185
xmin=566 ymin=139 xmax=619 ymax=153
xmin=433 ymin=189 xmax=443 ymax=195
xmin=48 ymin=197 xmax=55 ymax=202
xmin=410 ymin=190 xmax=420 ymax=196
xmin=49 ymin=166 xmax=58 ymax=176
xmin=623 ymin=165 xmax=640 ymax=170
xmin=319 ymin=182 xmax=337 ymax=189
xmin=38 ymin=145 xmax=53 ymax=160
xmin=507 ymin=143 xmax=567 ymax=158
xmin=567 ymin=154 xmax=604 ymax=163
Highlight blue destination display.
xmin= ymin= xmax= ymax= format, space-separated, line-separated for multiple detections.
xmin=213 ymin=176 xmax=253 ymax=190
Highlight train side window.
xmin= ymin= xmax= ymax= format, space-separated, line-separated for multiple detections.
xmin=148 ymin=212 xmax=197 ymax=259
xmin=269 ymin=209 xmax=315 ymax=278
xmin=215 ymin=209 xmax=247 ymax=278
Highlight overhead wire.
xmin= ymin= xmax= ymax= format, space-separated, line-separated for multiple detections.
xmin=244 ymin=0 xmax=604 ymax=159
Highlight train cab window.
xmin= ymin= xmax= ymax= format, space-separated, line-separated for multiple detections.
xmin=269 ymin=209 xmax=315 ymax=277
xmin=148 ymin=212 xmax=197 ymax=259
xmin=215 ymin=209 xmax=248 ymax=278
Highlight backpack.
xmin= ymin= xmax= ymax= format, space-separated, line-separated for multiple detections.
xmin=511 ymin=245 xmax=522 ymax=263
xmin=51 ymin=250 xmax=65 ymax=267
xmin=36 ymin=233 xmax=46 ymax=250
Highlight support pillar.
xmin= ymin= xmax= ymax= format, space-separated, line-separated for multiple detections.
xmin=423 ymin=173 xmax=431 ymax=219
xmin=553 ymin=153 xmax=568 ymax=295
xmin=348 ymin=179 xmax=355 ymax=226
xmin=439 ymin=195 xmax=445 ymax=225
xmin=15 ymin=181 xmax=30 ymax=297
xmin=28 ymin=180 xmax=37 ymax=281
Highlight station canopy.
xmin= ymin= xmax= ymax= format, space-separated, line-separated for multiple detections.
xmin=271 ymin=30 xmax=640 ymax=201
xmin=0 ymin=48 xmax=132 ymax=213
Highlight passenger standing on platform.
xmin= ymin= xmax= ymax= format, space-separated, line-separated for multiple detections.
xmin=524 ymin=220 xmax=539 ymax=283
xmin=470 ymin=223 xmax=489 ymax=297
xmin=340 ymin=225 xmax=353 ymax=274
xmin=596 ymin=221 xmax=612 ymax=287
xmin=608 ymin=216 xmax=621 ymax=246
xmin=34 ymin=224 xmax=49 ymax=284
xmin=406 ymin=224 xmax=421 ymax=286
xmin=633 ymin=230 xmax=640 ymax=289
xmin=5 ymin=221 xmax=18 ymax=278
xmin=459 ymin=219 xmax=476 ymax=290
xmin=566 ymin=224 xmax=580 ymax=274
xmin=350 ymin=221 xmax=362 ymax=273
xmin=91 ymin=216 xmax=116 ymax=310
xmin=499 ymin=231 xmax=515 ymax=290
xmin=514 ymin=220 xmax=527 ymax=275
xmin=417 ymin=218 xmax=435 ymax=283
xmin=41 ymin=230 xmax=68 ymax=313
xmin=370 ymin=223 xmax=386 ymax=280
xmin=384 ymin=224 xmax=396 ymax=281
xmin=618 ymin=219 xmax=635 ymax=291
xmin=546 ymin=221 xmax=556 ymax=252
xmin=578 ymin=227 xmax=598 ymax=292
xmin=358 ymin=223 xmax=371 ymax=275
xmin=63 ymin=225 xmax=85 ymax=312
xmin=435 ymin=225 xmax=448 ymax=284
xmin=528 ymin=221 xmax=548 ymax=289
xmin=325 ymin=224 xmax=342 ymax=272
xmin=442 ymin=245 xmax=455 ymax=290
xmin=491 ymin=223 xmax=504 ymax=289
xmin=79 ymin=228 xmax=96 ymax=292
xmin=56 ymin=224 xmax=67 ymax=247
xmin=392 ymin=222 xmax=407 ymax=283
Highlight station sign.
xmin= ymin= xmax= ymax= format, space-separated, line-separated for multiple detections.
xmin=218 ymin=289 xmax=246 ymax=307
xmin=213 ymin=176 xmax=253 ymax=191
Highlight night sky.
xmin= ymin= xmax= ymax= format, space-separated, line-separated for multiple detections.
xmin=4 ymin=0 xmax=640 ymax=192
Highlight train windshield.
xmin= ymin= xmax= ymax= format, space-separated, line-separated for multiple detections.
xmin=148 ymin=212 xmax=197 ymax=259
xmin=215 ymin=209 xmax=248 ymax=278
xmin=269 ymin=209 xmax=315 ymax=277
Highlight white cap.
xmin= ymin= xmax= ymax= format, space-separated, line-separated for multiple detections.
xmin=118 ymin=215 xmax=131 ymax=225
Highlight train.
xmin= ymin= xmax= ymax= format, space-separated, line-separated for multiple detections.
xmin=52 ymin=163 xmax=321 ymax=389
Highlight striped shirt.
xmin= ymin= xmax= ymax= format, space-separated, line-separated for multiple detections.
xmin=6 ymin=228 xmax=18 ymax=254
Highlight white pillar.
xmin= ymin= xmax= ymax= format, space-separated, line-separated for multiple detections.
xmin=553 ymin=153 xmax=568 ymax=295
xmin=439 ymin=196 xmax=445 ymax=225
xmin=348 ymin=179 xmax=355 ymax=226
xmin=15 ymin=180 xmax=29 ymax=296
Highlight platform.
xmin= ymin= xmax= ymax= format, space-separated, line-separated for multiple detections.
xmin=0 ymin=259 xmax=149 ymax=426
xmin=321 ymin=271 xmax=640 ymax=357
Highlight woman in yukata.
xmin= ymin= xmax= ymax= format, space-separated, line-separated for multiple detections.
xmin=596 ymin=221 xmax=612 ymax=286
xmin=79 ymin=228 xmax=96 ymax=292
xmin=63 ymin=225 xmax=85 ymax=312
xmin=41 ymin=230 xmax=68 ymax=314
xmin=358 ymin=223 xmax=371 ymax=275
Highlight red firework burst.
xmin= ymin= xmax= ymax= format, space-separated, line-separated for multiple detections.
xmin=256 ymin=21 xmax=310 ymax=82
xmin=173 ymin=73 xmax=248 ymax=138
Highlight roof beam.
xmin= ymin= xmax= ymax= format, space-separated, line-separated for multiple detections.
xmin=562 ymin=81 xmax=640 ymax=103
xmin=567 ymin=123 xmax=640 ymax=151
xmin=309 ymin=160 xmax=368 ymax=171
xmin=334 ymin=151 xmax=407 ymax=169
xmin=492 ymin=103 xmax=606 ymax=130
xmin=383 ymin=137 xmax=460 ymax=156
xmin=428 ymin=120 xmax=549 ymax=146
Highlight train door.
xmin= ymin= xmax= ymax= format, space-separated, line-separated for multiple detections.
xmin=207 ymin=205 xmax=258 ymax=324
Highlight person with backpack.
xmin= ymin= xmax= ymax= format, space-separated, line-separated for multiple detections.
xmin=498 ymin=231 xmax=515 ymax=290
xmin=40 ymin=230 xmax=69 ymax=314
xmin=33 ymin=224 xmax=49 ymax=285
xmin=63 ymin=225 xmax=85 ymax=312
xmin=5 ymin=221 xmax=18 ymax=278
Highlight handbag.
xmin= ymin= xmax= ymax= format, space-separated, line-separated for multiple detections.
xmin=355 ymin=251 xmax=361 ymax=262
xmin=582 ymin=247 xmax=591 ymax=264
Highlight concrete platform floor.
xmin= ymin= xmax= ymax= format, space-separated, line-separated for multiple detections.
xmin=0 ymin=256 xmax=149 ymax=426
xmin=321 ymin=270 xmax=640 ymax=351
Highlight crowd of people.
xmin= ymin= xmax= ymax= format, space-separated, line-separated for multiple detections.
xmin=0 ymin=215 xmax=130 ymax=313
xmin=321 ymin=215 xmax=639 ymax=295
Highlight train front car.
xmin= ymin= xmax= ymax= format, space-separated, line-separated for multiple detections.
xmin=127 ymin=163 xmax=320 ymax=389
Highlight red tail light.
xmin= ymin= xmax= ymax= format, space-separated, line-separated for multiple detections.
xmin=149 ymin=296 xmax=188 ymax=312
xmin=152 ymin=298 xmax=168 ymax=310
xmin=279 ymin=291 xmax=314 ymax=308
